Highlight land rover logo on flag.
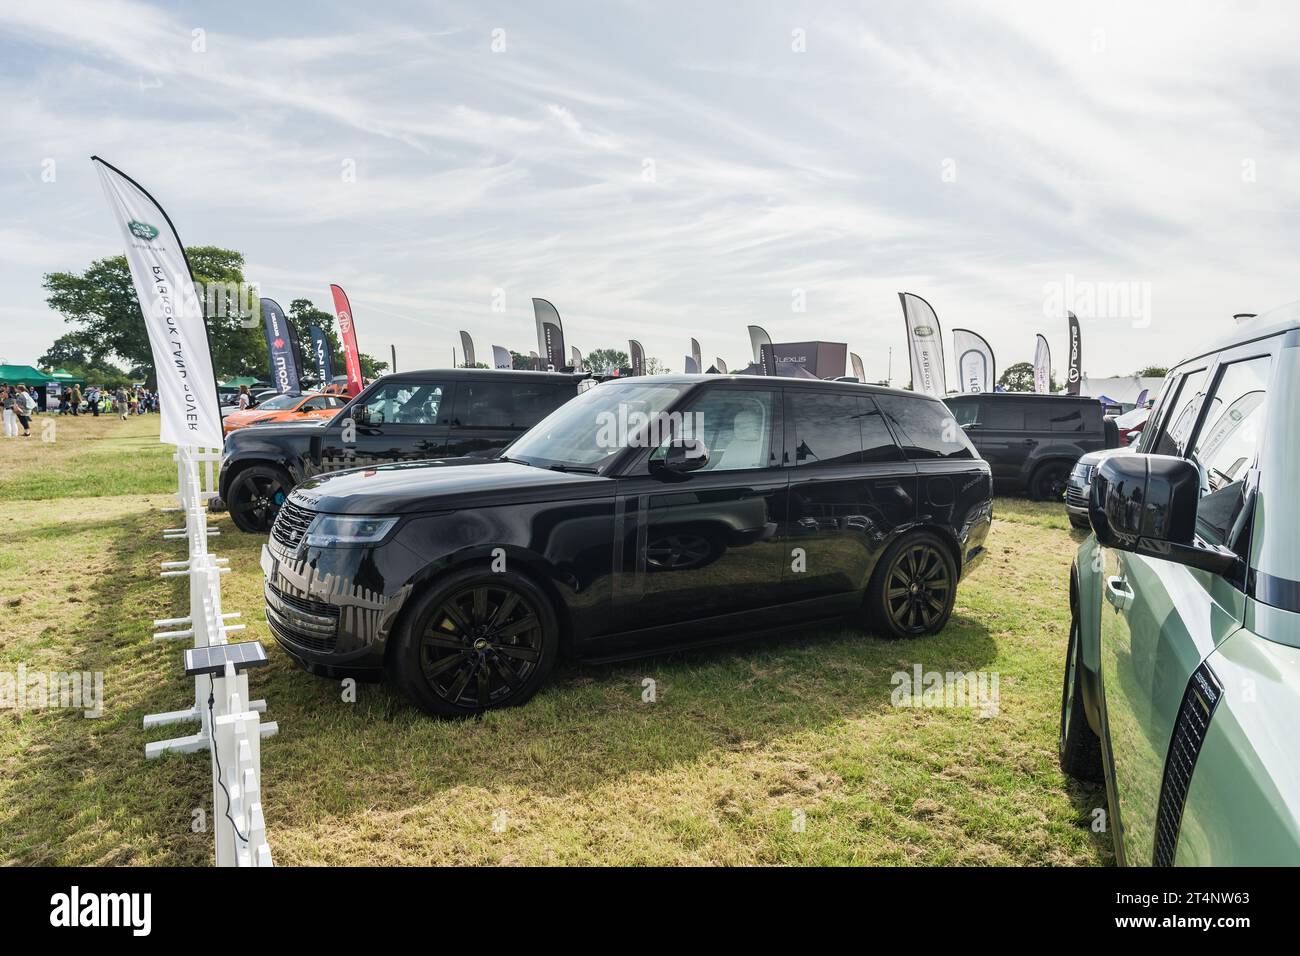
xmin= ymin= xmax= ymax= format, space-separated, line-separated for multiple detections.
xmin=128 ymin=220 xmax=159 ymax=241
xmin=914 ymin=326 xmax=934 ymax=337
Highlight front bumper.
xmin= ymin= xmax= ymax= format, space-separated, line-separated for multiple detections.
xmin=1065 ymin=479 xmax=1090 ymax=517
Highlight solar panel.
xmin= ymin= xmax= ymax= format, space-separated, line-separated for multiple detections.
xmin=184 ymin=641 xmax=270 ymax=677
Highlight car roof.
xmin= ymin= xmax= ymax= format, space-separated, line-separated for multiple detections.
xmin=377 ymin=368 xmax=588 ymax=383
xmin=602 ymin=373 xmax=934 ymax=401
xmin=1174 ymin=300 xmax=1300 ymax=367
xmin=945 ymin=392 xmax=1099 ymax=402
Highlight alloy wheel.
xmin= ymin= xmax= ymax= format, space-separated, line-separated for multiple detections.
xmin=884 ymin=542 xmax=952 ymax=634
xmin=231 ymin=473 xmax=286 ymax=530
xmin=419 ymin=583 xmax=544 ymax=709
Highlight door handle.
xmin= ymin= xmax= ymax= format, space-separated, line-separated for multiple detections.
xmin=1022 ymin=438 xmax=1037 ymax=446
xmin=1104 ymin=575 xmax=1133 ymax=610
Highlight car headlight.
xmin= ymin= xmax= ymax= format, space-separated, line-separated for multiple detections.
xmin=303 ymin=515 xmax=398 ymax=547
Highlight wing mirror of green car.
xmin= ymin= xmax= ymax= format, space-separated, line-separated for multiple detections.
xmin=1088 ymin=453 xmax=1240 ymax=575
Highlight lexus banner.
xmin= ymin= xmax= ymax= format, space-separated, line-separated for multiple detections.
xmin=492 ymin=345 xmax=513 ymax=369
xmin=329 ymin=284 xmax=365 ymax=397
xmin=952 ymin=328 xmax=995 ymax=393
xmin=533 ymin=298 xmax=566 ymax=371
xmin=899 ymin=292 xmax=948 ymax=397
xmin=1066 ymin=311 xmax=1082 ymax=395
xmin=1034 ymin=333 xmax=1052 ymax=394
xmin=308 ymin=323 xmax=334 ymax=387
xmin=261 ymin=298 xmax=301 ymax=395
xmin=459 ymin=331 xmax=476 ymax=368
xmin=629 ymin=340 xmax=645 ymax=376
xmin=92 ymin=157 xmax=223 ymax=448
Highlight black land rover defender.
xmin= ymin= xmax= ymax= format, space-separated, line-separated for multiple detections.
xmin=219 ymin=369 xmax=588 ymax=532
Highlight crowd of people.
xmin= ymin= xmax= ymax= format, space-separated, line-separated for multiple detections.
xmin=1 ymin=382 xmax=159 ymax=437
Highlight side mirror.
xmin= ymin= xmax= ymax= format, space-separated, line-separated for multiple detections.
xmin=650 ymin=438 xmax=709 ymax=478
xmin=960 ymin=421 xmax=981 ymax=431
xmin=1089 ymin=453 xmax=1239 ymax=574
xmin=351 ymin=403 xmax=370 ymax=426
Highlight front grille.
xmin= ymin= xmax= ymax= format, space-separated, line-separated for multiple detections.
xmin=265 ymin=582 xmax=339 ymax=653
xmin=1066 ymin=486 xmax=1089 ymax=508
xmin=271 ymin=501 xmax=315 ymax=551
xmin=1153 ymin=662 xmax=1223 ymax=866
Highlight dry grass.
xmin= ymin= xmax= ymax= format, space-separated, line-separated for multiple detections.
xmin=0 ymin=414 xmax=1111 ymax=865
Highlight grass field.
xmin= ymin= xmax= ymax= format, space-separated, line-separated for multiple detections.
xmin=0 ymin=414 xmax=1112 ymax=865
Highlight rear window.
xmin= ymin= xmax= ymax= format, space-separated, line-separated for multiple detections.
xmin=875 ymin=394 xmax=975 ymax=460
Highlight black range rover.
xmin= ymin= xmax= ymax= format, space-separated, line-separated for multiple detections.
xmin=261 ymin=375 xmax=994 ymax=717
xmin=220 ymin=368 xmax=588 ymax=532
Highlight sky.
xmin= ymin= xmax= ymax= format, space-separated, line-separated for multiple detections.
xmin=2 ymin=0 xmax=1298 ymax=383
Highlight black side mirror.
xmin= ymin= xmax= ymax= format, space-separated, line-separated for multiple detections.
xmin=1089 ymin=453 xmax=1239 ymax=574
xmin=650 ymin=438 xmax=709 ymax=478
xmin=351 ymin=403 xmax=370 ymax=426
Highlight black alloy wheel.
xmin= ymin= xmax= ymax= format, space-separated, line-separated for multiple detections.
xmin=228 ymin=465 xmax=289 ymax=533
xmin=1032 ymin=463 xmax=1070 ymax=501
xmin=867 ymin=532 xmax=957 ymax=639
xmin=395 ymin=569 xmax=559 ymax=717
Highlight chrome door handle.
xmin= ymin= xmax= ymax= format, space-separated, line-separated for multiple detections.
xmin=1105 ymin=575 xmax=1133 ymax=610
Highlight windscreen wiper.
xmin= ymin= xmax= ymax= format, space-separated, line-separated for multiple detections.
xmin=547 ymin=463 xmax=600 ymax=474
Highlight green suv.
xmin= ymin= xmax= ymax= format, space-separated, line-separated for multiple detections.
xmin=1060 ymin=303 xmax=1300 ymax=865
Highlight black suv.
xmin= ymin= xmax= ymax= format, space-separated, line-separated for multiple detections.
xmin=220 ymin=369 xmax=587 ymax=532
xmin=944 ymin=393 xmax=1116 ymax=499
xmin=260 ymin=375 xmax=994 ymax=717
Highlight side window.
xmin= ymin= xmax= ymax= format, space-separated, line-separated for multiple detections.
xmin=875 ymin=394 xmax=975 ymax=460
xmin=1188 ymin=355 xmax=1271 ymax=548
xmin=790 ymin=391 xmax=863 ymax=467
xmin=1135 ymin=375 xmax=1178 ymax=453
xmin=946 ymin=398 xmax=980 ymax=426
xmin=679 ymin=388 xmax=776 ymax=472
xmin=300 ymin=397 xmax=327 ymax=412
xmin=1150 ymin=368 xmax=1208 ymax=456
xmin=860 ymin=398 xmax=907 ymax=463
xmin=365 ymin=382 xmax=445 ymax=425
xmin=1024 ymin=405 xmax=1052 ymax=431
xmin=985 ymin=401 xmax=1025 ymax=430
xmin=1048 ymin=407 xmax=1085 ymax=432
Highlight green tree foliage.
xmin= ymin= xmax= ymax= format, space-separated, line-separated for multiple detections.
xmin=1135 ymin=365 xmax=1168 ymax=377
xmin=585 ymin=348 xmax=629 ymax=371
xmin=997 ymin=361 xmax=1058 ymax=392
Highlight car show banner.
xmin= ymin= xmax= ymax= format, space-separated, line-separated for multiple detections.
xmin=533 ymin=298 xmax=566 ymax=371
xmin=308 ymin=323 xmax=334 ymax=386
xmin=492 ymin=345 xmax=513 ymax=369
xmin=92 ymin=156 xmax=223 ymax=448
xmin=771 ymin=341 xmax=847 ymax=379
xmin=691 ymin=338 xmax=702 ymax=375
xmin=899 ymin=292 xmax=947 ymax=397
xmin=629 ymin=339 xmax=645 ymax=376
xmin=260 ymin=298 xmax=302 ymax=395
xmin=715 ymin=357 xmax=728 ymax=374
xmin=1034 ymin=333 xmax=1052 ymax=393
xmin=850 ymin=351 xmax=866 ymax=382
xmin=1066 ymin=311 xmax=1082 ymax=395
xmin=685 ymin=355 xmax=700 ymax=374
xmin=571 ymin=346 xmax=583 ymax=371
xmin=747 ymin=325 xmax=773 ymax=368
xmin=952 ymin=328 xmax=995 ymax=393
xmin=459 ymin=331 xmax=476 ymax=368
xmin=329 ymin=284 xmax=365 ymax=397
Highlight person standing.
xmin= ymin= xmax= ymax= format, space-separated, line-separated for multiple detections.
xmin=1 ymin=386 xmax=14 ymax=438
xmin=12 ymin=386 xmax=32 ymax=437
xmin=115 ymin=386 xmax=128 ymax=421
xmin=68 ymin=384 xmax=82 ymax=416
xmin=238 ymin=385 xmax=252 ymax=410
xmin=88 ymin=385 xmax=101 ymax=416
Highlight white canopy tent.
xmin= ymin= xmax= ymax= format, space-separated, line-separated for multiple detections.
xmin=1076 ymin=374 xmax=1165 ymax=406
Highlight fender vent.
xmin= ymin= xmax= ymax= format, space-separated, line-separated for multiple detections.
xmin=1153 ymin=662 xmax=1223 ymax=866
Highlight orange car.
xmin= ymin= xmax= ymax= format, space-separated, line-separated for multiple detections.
xmin=222 ymin=392 xmax=348 ymax=435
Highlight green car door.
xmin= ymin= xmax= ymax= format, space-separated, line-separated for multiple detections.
xmin=1097 ymin=346 xmax=1274 ymax=865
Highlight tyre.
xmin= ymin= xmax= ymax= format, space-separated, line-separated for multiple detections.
xmin=1031 ymin=462 xmax=1070 ymax=501
xmin=1059 ymin=616 xmax=1103 ymax=782
xmin=865 ymin=531 xmax=957 ymax=639
xmin=392 ymin=567 xmax=559 ymax=718
xmin=227 ymin=464 xmax=292 ymax=533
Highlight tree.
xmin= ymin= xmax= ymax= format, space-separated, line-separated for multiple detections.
xmin=585 ymin=348 xmax=628 ymax=372
xmin=37 ymin=333 xmax=93 ymax=368
xmin=997 ymin=361 xmax=1058 ymax=392
xmin=460 ymin=361 xmax=489 ymax=369
xmin=1135 ymin=365 xmax=1168 ymax=377
xmin=645 ymin=357 xmax=669 ymax=375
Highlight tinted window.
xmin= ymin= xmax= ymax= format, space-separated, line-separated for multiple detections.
xmin=985 ymin=401 xmax=1025 ymax=430
xmin=875 ymin=394 xmax=975 ymax=460
xmin=1151 ymin=368 xmax=1208 ymax=457
xmin=1048 ymin=406 xmax=1087 ymax=432
xmin=946 ymin=397 xmax=980 ymax=426
xmin=668 ymin=388 xmax=776 ymax=472
xmin=860 ymin=399 xmax=906 ymax=463
xmin=453 ymin=380 xmax=571 ymax=430
xmin=790 ymin=392 xmax=863 ymax=467
xmin=1189 ymin=355 xmax=1271 ymax=548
